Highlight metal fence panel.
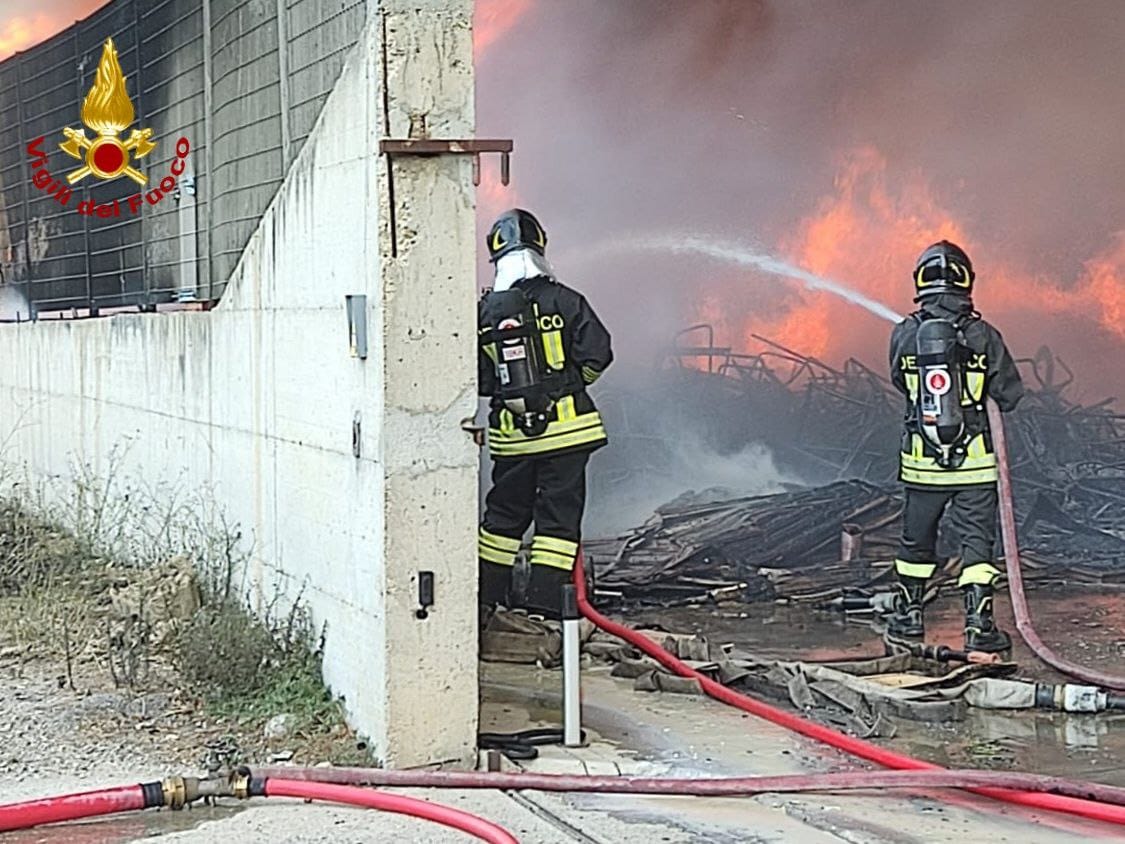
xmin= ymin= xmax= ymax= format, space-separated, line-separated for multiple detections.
xmin=0 ymin=0 xmax=366 ymax=316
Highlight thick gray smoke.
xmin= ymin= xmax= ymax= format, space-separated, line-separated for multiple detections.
xmin=476 ymin=0 xmax=1125 ymax=396
xmin=585 ymin=441 xmax=791 ymax=538
xmin=0 ymin=285 xmax=29 ymax=321
xmin=474 ymin=0 xmax=1125 ymax=532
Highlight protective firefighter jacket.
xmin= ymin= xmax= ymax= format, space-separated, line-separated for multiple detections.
xmin=479 ymin=275 xmax=613 ymax=459
xmin=889 ymin=297 xmax=1024 ymax=488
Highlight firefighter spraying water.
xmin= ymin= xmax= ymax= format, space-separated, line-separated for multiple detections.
xmin=886 ymin=241 xmax=1025 ymax=653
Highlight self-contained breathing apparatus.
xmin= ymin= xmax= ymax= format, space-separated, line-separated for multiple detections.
xmin=481 ymin=288 xmax=556 ymax=437
xmin=913 ymin=314 xmax=977 ymax=469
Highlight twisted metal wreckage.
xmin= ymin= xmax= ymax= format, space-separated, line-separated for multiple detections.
xmin=587 ymin=326 xmax=1125 ymax=607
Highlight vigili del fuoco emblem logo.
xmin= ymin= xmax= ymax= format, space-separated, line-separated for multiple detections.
xmin=58 ymin=37 xmax=155 ymax=186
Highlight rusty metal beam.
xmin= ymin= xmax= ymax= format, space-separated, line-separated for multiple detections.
xmin=379 ymin=138 xmax=513 ymax=186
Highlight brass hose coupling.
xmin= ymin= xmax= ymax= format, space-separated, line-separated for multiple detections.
xmin=161 ymin=776 xmax=188 ymax=810
xmin=230 ymin=768 xmax=251 ymax=800
xmin=159 ymin=775 xmax=235 ymax=808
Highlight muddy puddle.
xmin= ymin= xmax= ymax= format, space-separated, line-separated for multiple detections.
xmin=625 ymin=587 xmax=1125 ymax=785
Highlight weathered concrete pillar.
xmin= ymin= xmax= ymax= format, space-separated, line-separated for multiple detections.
xmin=377 ymin=0 xmax=479 ymax=767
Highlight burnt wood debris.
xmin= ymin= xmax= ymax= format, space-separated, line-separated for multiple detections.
xmin=587 ymin=331 xmax=1125 ymax=607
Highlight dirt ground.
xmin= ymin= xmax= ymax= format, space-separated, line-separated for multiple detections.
xmin=0 ymin=651 xmax=365 ymax=787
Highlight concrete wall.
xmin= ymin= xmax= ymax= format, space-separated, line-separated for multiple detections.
xmin=0 ymin=0 xmax=478 ymax=768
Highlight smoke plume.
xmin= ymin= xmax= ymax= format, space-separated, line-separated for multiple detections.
xmin=475 ymin=0 xmax=1125 ymax=398
xmin=585 ymin=440 xmax=791 ymax=538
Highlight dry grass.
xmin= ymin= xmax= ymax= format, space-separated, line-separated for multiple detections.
xmin=0 ymin=450 xmax=369 ymax=765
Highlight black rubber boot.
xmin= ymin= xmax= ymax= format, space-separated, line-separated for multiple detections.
xmin=963 ymin=583 xmax=1012 ymax=653
xmin=523 ymin=565 xmax=572 ymax=620
xmin=480 ymin=561 xmax=513 ymax=611
xmin=885 ymin=576 xmax=927 ymax=643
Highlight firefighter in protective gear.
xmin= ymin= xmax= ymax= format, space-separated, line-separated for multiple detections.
xmin=477 ymin=209 xmax=613 ymax=618
xmin=887 ymin=240 xmax=1024 ymax=653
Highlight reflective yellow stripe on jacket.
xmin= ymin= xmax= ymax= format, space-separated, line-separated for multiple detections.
xmin=900 ymin=367 xmax=996 ymax=486
xmin=489 ymin=408 xmax=607 ymax=458
xmin=900 ymin=432 xmax=998 ymax=486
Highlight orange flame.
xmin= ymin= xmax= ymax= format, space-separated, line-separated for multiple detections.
xmin=696 ymin=146 xmax=1124 ymax=375
xmin=0 ymin=15 xmax=49 ymax=61
xmin=1081 ymin=236 xmax=1125 ymax=339
xmin=81 ymin=38 xmax=134 ymax=135
xmin=474 ymin=0 xmax=531 ymax=62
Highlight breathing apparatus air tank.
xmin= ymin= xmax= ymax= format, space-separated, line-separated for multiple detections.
xmin=915 ymin=318 xmax=967 ymax=467
xmin=484 ymin=288 xmax=552 ymax=436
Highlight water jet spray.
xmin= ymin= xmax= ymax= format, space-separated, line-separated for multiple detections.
xmin=576 ymin=234 xmax=904 ymax=325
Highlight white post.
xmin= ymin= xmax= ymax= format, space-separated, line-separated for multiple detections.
xmin=561 ymin=583 xmax=582 ymax=746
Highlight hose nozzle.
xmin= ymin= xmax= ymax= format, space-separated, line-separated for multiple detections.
xmin=908 ymin=643 xmax=1002 ymax=665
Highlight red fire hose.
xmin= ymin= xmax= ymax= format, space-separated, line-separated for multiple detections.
xmin=988 ymin=399 xmax=1125 ymax=691
xmin=263 ymin=779 xmax=518 ymax=844
xmin=571 ymin=551 xmax=1125 ymax=827
xmin=0 ymin=779 xmax=519 ymax=843
xmin=0 ymin=785 xmax=148 ymax=833
xmin=5 ymin=406 xmax=1122 ymax=838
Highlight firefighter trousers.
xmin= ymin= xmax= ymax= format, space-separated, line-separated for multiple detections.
xmin=478 ymin=450 xmax=589 ymax=618
xmin=895 ymin=485 xmax=1001 ymax=588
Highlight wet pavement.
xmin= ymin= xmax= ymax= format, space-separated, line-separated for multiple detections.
xmin=1 ymin=800 xmax=244 ymax=844
xmin=483 ymin=661 xmax=1123 ymax=842
xmin=625 ymin=585 xmax=1125 ymax=786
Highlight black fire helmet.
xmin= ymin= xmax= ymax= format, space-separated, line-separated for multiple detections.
xmin=913 ymin=240 xmax=975 ymax=300
xmin=487 ymin=208 xmax=547 ymax=263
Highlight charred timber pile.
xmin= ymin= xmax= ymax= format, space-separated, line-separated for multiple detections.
xmin=585 ymin=481 xmax=904 ymax=606
xmin=586 ymin=477 xmax=1125 ymax=608
xmin=588 ymin=339 xmax=1125 ymax=606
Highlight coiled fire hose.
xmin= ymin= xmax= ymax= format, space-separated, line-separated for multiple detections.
xmin=988 ymin=399 xmax=1125 ymax=691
